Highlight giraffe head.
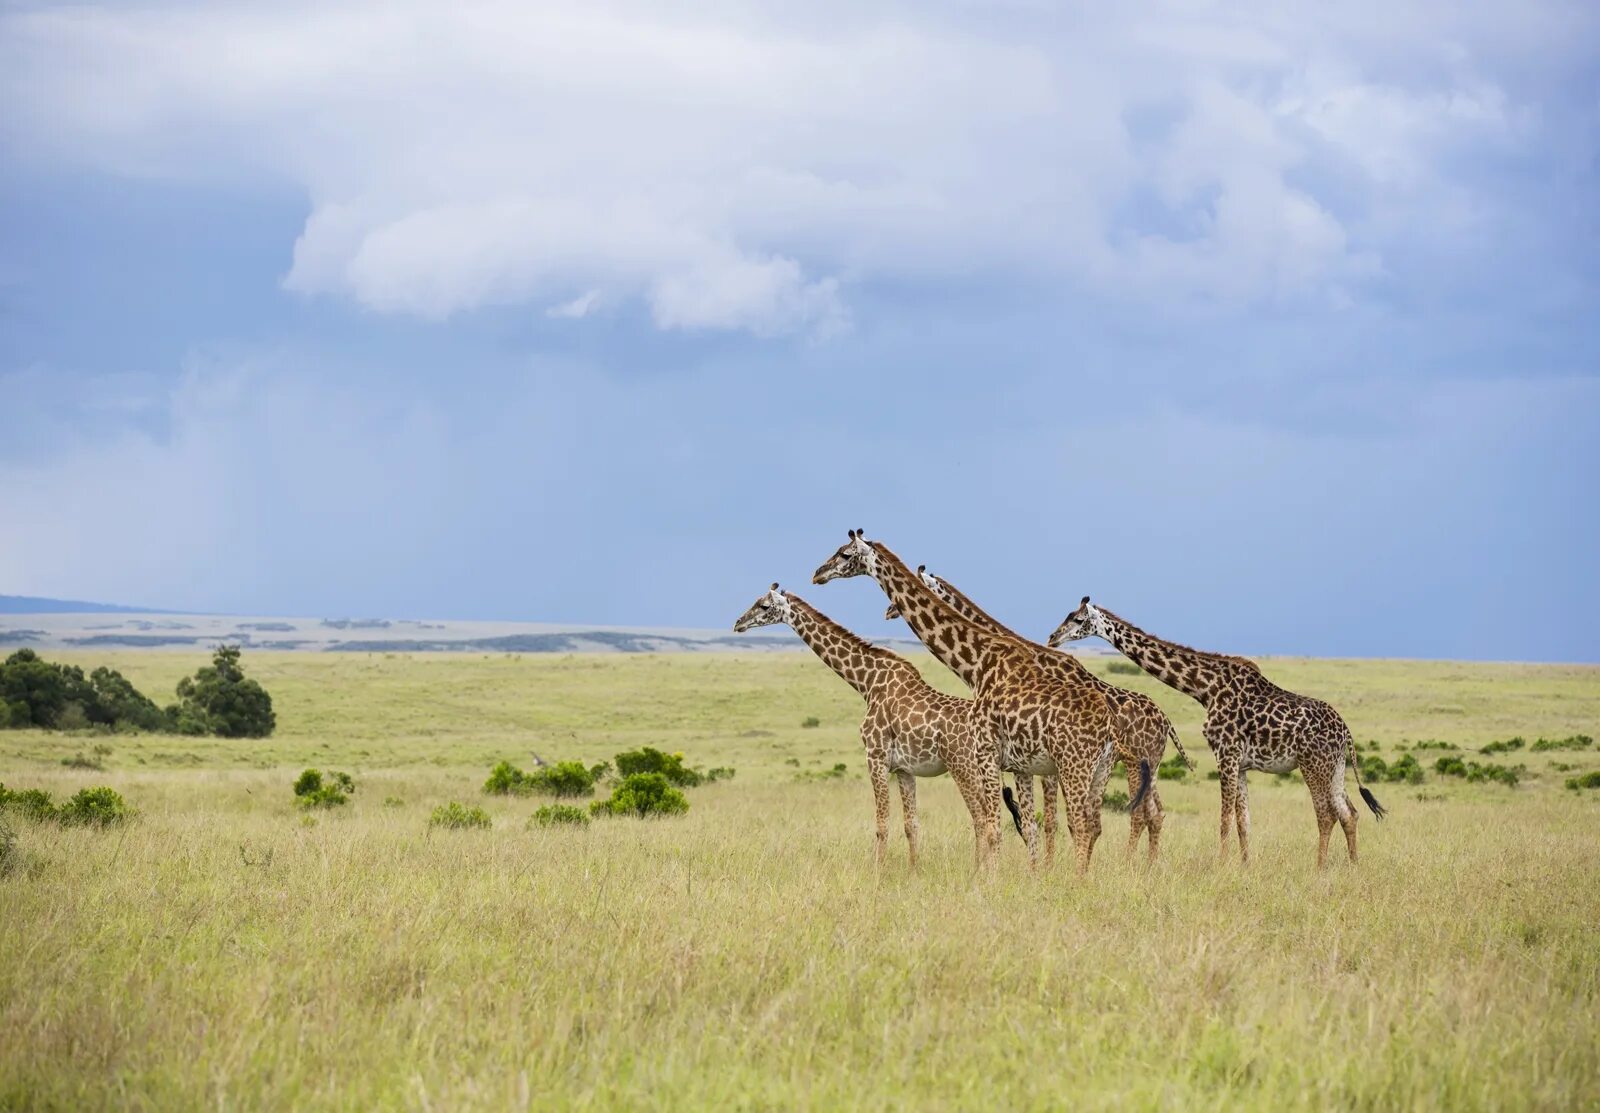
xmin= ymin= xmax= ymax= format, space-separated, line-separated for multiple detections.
xmin=883 ymin=565 xmax=941 ymax=620
xmin=733 ymin=583 xmax=796 ymax=632
xmin=1047 ymin=596 xmax=1105 ymax=647
xmin=811 ymin=528 xmax=877 ymax=584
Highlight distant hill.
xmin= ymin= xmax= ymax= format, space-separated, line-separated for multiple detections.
xmin=0 ymin=594 xmax=164 ymax=615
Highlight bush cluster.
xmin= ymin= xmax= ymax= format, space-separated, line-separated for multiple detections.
xmin=1409 ymin=740 xmax=1459 ymax=751
xmin=1103 ymin=660 xmax=1142 ymax=676
xmin=293 ymin=768 xmax=355 ymax=808
xmin=590 ymin=772 xmax=689 ymax=818
xmin=615 ymin=746 xmax=703 ymax=787
xmin=1434 ymin=756 xmax=1522 ymax=787
xmin=1481 ymin=737 xmax=1524 ymax=755
xmin=1359 ymin=753 xmax=1425 ymax=784
xmin=0 ymin=783 xmax=131 ymax=826
xmin=0 ymin=646 xmax=274 ymax=737
xmin=430 ymin=802 xmax=492 ymax=829
xmin=484 ymin=759 xmax=596 ymax=797
xmin=1156 ymin=755 xmax=1189 ymax=781
xmin=1564 ymin=771 xmax=1600 ymax=791
xmin=531 ymin=803 xmax=590 ymax=827
xmin=1530 ymin=734 xmax=1594 ymax=752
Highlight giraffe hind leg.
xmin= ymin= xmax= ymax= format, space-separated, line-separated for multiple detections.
xmin=895 ymin=770 xmax=920 ymax=869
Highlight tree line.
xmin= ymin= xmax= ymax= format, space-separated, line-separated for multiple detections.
xmin=0 ymin=645 xmax=275 ymax=737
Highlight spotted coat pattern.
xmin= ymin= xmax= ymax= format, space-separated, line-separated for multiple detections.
xmin=813 ymin=532 xmax=1117 ymax=876
xmin=734 ymin=585 xmax=1002 ymax=870
xmin=889 ymin=569 xmax=1191 ymax=862
xmin=1049 ymin=599 xmax=1386 ymax=867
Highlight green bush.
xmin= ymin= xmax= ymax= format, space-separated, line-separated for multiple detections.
xmin=430 ymin=802 xmax=492 ymax=829
xmin=800 ymin=716 xmax=821 ymax=729
xmin=590 ymin=773 xmax=689 ymax=818
xmin=383 ymin=796 xmax=405 ymax=808
xmin=1104 ymin=660 xmax=1141 ymax=676
xmin=1531 ymin=734 xmax=1594 ymax=752
xmin=1411 ymin=740 xmax=1458 ymax=751
xmin=293 ymin=768 xmax=354 ymax=808
xmin=1387 ymin=754 xmax=1425 ymax=784
xmin=588 ymin=761 xmax=612 ymax=783
xmin=0 ymin=784 xmax=58 ymax=822
xmin=58 ymin=786 xmax=130 ymax=827
xmin=484 ymin=759 xmax=595 ymax=797
xmin=1481 ymin=737 xmax=1525 ymax=755
xmin=1157 ymin=755 xmax=1189 ymax=781
xmin=1564 ymin=771 xmax=1600 ymax=791
xmin=1102 ymin=788 xmax=1130 ymax=810
xmin=705 ymin=766 xmax=736 ymax=782
xmin=531 ymin=803 xmax=590 ymax=827
xmin=1434 ymin=756 xmax=1520 ymax=787
xmin=171 ymin=646 xmax=275 ymax=738
xmin=614 ymin=746 xmax=702 ymax=787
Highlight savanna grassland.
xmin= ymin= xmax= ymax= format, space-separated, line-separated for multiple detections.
xmin=3 ymin=650 xmax=1599 ymax=1111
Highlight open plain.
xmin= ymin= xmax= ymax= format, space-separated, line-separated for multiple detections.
xmin=3 ymin=650 xmax=1599 ymax=1110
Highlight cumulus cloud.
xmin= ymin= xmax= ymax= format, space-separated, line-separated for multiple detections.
xmin=0 ymin=1 xmax=1586 ymax=333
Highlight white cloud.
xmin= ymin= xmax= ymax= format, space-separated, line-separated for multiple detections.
xmin=547 ymin=290 xmax=601 ymax=319
xmin=0 ymin=0 xmax=1575 ymax=334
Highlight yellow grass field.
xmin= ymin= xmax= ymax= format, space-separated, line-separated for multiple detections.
xmin=3 ymin=650 xmax=1599 ymax=1110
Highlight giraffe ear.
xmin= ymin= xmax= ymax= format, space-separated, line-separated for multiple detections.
xmin=856 ymin=526 xmax=864 ymax=538
xmin=917 ymin=564 xmax=926 ymax=573
xmin=847 ymin=528 xmax=856 ymax=539
xmin=771 ymin=582 xmax=780 ymax=591
xmin=1081 ymin=596 xmax=1091 ymax=606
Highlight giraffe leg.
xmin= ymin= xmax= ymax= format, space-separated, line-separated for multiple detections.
xmin=866 ymin=753 xmax=890 ymax=868
xmin=1217 ymin=761 xmax=1239 ymax=863
xmin=1235 ymin=771 xmax=1251 ymax=866
xmin=1124 ymin=762 xmax=1146 ymax=859
xmin=1061 ymin=760 xmax=1101 ymax=878
xmin=1144 ymin=782 xmax=1164 ymax=864
xmin=1012 ymin=776 xmax=1040 ymax=869
xmin=1333 ymin=763 xmax=1359 ymax=865
xmin=1302 ymin=760 xmax=1335 ymax=869
xmin=1041 ymin=775 xmax=1060 ymax=870
xmin=950 ymin=756 xmax=1001 ymax=874
xmin=895 ymin=770 xmax=920 ymax=870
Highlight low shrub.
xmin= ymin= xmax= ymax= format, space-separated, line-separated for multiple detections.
xmin=485 ymin=759 xmax=596 ymax=797
xmin=590 ymin=773 xmax=689 ymax=818
xmin=1156 ymin=755 xmax=1189 ymax=781
xmin=588 ymin=761 xmax=611 ymax=783
xmin=1481 ymin=737 xmax=1525 ymax=755
xmin=0 ymin=785 xmax=58 ymax=823
xmin=430 ymin=802 xmax=492 ymax=829
xmin=1434 ymin=756 xmax=1521 ymax=787
xmin=531 ymin=803 xmax=590 ymax=827
xmin=58 ymin=786 xmax=130 ymax=827
xmin=1104 ymin=660 xmax=1141 ymax=676
xmin=0 ymin=819 xmax=16 ymax=876
xmin=383 ymin=796 xmax=405 ymax=808
xmin=1565 ymin=771 xmax=1600 ymax=791
xmin=1531 ymin=734 xmax=1594 ymax=752
xmin=1362 ymin=753 xmax=1424 ymax=784
xmin=60 ymin=750 xmax=106 ymax=770
xmin=705 ymin=766 xmax=736 ymax=782
xmin=1411 ymin=740 xmax=1458 ymax=751
xmin=800 ymin=716 xmax=821 ymax=729
xmin=1102 ymin=788 xmax=1130 ymax=810
xmin=293 ymin=768 xmax=355 ymax=808
xmin=614 ymin=747 xmax=702 ymax=787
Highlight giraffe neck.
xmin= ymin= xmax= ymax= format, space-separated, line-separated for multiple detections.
xmin=1093 ymin=607 xmax=1235 ymax=705
xmin=936 ymin=574 xmax=1098 ymax=682
xmin=783 ymin=594 xmax=895 ymax=698
xmin=867 ymin=542 xmax=995 ymax=690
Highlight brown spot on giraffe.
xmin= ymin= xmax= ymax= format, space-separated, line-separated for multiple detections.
xmin=813 ymin=531 xmax=1117 ymax=876
xmin=733 ymin=584 xmax=1003 ymax=871
xmin=1048 ymin=597 xmax=1386 ymax=868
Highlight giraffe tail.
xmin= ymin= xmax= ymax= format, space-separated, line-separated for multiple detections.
xmin=1129 ymin=760 xmax=1152 ymax=813
xmin=1168 ymin=722 xmax=1195 ymax=771
xmin=1347 ymin=737 xmax=1388 ymax=820
xmin=1001 ymin=783 xmax=1024 ymax=837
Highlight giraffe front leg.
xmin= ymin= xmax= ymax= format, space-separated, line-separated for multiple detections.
xmin=895 ymin=770 xmax=920 ymax=869
xmin=1041 ymin=775 xmax=1060 ymax=870
xmin=1217 ymin=759 xmax=1239 ymax=863
xmin=866 ymin=751 xmax=890 ymax=869
xmin=1144 ymin=784 xmax=1164 ymax=864
xmin=949 ymin=757 xmax=1001 ymax=875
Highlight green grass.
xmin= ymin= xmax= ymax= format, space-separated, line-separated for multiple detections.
xmin=2 ymin=650 xmax=1599 ymax=1110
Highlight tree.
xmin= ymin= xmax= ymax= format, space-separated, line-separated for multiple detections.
xmin=171 ymin=646 xmax=276 ymax=738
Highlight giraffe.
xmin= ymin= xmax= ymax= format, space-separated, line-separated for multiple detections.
xmin=1048 ymin=597 xmax=1386 ymax=868
xmin=813 ymin=530 xmax=1120 ymax=876
xmin=886 ymin=567 xmax=1192 ymax=861
xmin=733 ymin=584 xmax=1003 ymax=870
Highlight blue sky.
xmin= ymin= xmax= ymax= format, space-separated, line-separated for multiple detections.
xmin=2 ymin=2 xmax=1597 ymax=661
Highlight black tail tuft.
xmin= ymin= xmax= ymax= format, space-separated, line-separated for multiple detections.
xmin=1360 ymin=785 xmax=1388 ymax=821
xmin=1002 ymin=784 xmax=1023 ymax=837
xmin=1129 ymin=760 xmax=1152 ymax=813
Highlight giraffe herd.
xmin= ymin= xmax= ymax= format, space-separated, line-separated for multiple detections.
xmin=733 ymin=529 xmax=1387 ymax=873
